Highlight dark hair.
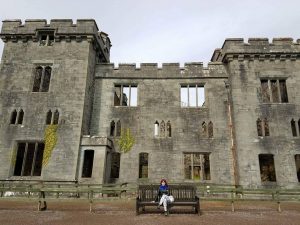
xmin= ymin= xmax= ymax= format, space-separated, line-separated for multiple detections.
xmin=160 ymin=179 xmax=168 ymax=186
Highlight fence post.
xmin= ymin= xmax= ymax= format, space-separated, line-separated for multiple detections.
xmin=231 ymin=189 xmax=235 ymax=212
xmin=277 ymin=191 xmax=281 ymax=213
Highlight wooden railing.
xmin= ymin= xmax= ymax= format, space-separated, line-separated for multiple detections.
xmin=197 ymin=184 xmax=300 ymax=212
xmin=0 ymin=182 xmax=299 ymax=212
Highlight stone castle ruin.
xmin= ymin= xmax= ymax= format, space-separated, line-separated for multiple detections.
xmin=0 ymin=19 xmax=299 ymax=188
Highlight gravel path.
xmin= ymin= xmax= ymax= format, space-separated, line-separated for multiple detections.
xmin=0 ymin=200 xmax=299 ymax=225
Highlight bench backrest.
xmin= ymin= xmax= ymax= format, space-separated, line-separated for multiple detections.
xmin=138 ymin=185 xmax=197 ymax=202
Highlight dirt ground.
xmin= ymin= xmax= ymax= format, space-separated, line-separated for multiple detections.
xmin=0 ymin=199 xmax=299 ymax=225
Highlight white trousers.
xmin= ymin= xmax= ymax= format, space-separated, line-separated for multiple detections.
xmin=159 ymin=194 xmax=174 ymax=211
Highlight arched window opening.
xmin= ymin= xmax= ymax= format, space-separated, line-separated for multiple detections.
xmin=10 ymin=110 xmax=17 ymax=124
xmin=154 ymin=121 xmax=159 ymax=137
xmin=264 ymin=118 xmax=270 ymax=136
xmin=32 ymin=66 xmax=43 ymax=92
xmin=201 ymin=122 xmax=207 ymax=137
xmin=17 ymin=109 xmax=24 ymax=124
xmin=53 ymin=110 xmax=59 ymax=125
xmin=167 ymin=121 xmax=172 ymax=137
xmin=41 ymin=66 xmax=52 ymax=92
xmin=291 ymin=119 xmax=297 ymax=137
xmin=116 ymin=120 xmax=121 ymax=137
xmin=46 ymin=110 xmax=52 ymax=125
xmin=139 ymin=153 xmax=149 ymax=178
xmin=160 ymin=120 xmax=165 ymax=137
xmin=257 ymin=119 xmax=263 ymax=136
xmin=295 ymin=154 xmax=300 ymax=182
xmin=110 ymin=120 xmax=116 ymax=136
xmin=208 ymin=121 xmax=213 ymax=138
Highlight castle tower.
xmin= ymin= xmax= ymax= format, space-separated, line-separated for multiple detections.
xmin=0 ymin=19 xmax=110 ymax=182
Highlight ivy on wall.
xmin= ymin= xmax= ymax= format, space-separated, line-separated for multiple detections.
xmin=10 ymin=148 xmax=17 ymax=167
xmin=43 ymin=124 xmax=58 ymax=166
xmin=117 ymin=128 xmax=135 ymax=153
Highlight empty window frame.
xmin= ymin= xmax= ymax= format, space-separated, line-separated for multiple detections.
xmin=201 ymin=121 xmax=213 ymax=138
xmin=32 ymin=66 xmax=52 ymax=92
xmin=181 ymin=84 xmax=205 ymax=107
xmin=295 ymin=154 xmax=300 ymax=182
xmin=110 ymin=153 xmax=121 ymax=179
xmin=13 ymin=142 xmax=45 ymax=176
xmin=81 ymin=150 xmax=94 ymax=178
xmin=45 ymin=109 xmax=59 ymax=125
xmin=39 ymin=31 xmax=55 ymax=46
xmin=10 ymin=109 xmax=24 ymax=125
xmin=291 ymin=119 xmax=297 ymax=137
xmin=260 ymin=79 xmax=288 ymax=103
xmin=114 ymin=85 xmax=137 ymax=106
xmin=154 ymin=121 xmax=159 ymax=137
xmin=259 ymin=154 xmax=276 ymax=182
xmin=166 ymin=121 xmax=172 ymax=137
xmin=184 ymin=153 xmax=211 ymax=181
xmin=256 ymin=118 xmax=270 ymax=137
xmin=139 ymin=153 xmax=149 ymax=178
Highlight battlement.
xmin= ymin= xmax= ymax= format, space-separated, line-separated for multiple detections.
xmin=96 ymin=62 xmax=227 ymax=78
xmin=0 ymin=19 xmax=111 ymax=62
xmin=1 ymin=19 xmax=99 ymax=35
xmin=212 ymin=37 xmax=300 ymax=62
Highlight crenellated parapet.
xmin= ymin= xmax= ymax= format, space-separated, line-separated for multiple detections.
xmin=0 ymin=19 xmax=111 ymax=62
xmin=96 ymin=62 xmax=227 ymax=78
xmin=211 ymin=38 xmax=300 ymax=63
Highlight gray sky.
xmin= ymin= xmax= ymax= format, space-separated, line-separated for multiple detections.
xmin=0 ymin=0 xmax=300 ymax=66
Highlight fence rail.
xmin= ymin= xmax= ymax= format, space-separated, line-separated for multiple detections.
xmin=0 ymin=182 xmax=299 ymax=212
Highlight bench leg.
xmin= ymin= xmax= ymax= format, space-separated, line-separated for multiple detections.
xmin=89 ymin=200 xmax=93 ymax=213
xmin=277 ymin=201 xmax=281 ymax=213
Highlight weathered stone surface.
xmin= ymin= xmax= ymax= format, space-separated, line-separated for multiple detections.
xmin=0 ymin=19 xmax=299 ymax=188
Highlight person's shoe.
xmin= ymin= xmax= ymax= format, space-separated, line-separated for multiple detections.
xmin=164 ymin=211 xmax=169 ymax=216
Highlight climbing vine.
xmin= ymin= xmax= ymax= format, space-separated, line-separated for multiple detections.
xmin=117 ymin=128 xmax=135 ymax=153
xmin=10 ymin=148 xmax=17 ymax=167
xmin=43 ymin=124 xmax=58 ymax=166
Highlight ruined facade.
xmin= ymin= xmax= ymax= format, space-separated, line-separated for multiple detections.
xmin=0 ymin=19 xmax=299 ymax=188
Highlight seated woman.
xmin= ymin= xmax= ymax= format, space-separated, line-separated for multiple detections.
xmin=156 ymin=179 xmax=174 ymax=216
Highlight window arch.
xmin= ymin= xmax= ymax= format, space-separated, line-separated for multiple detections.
xmin=53 ymin=110 xmax=59 ymax=125
xmin=139 ymin=153 xmax=149 ymax=178
xmin=208 ymin=121 xmax=213 ymax=138
xmin=264 ymin=118 xmax=270 ymax=136
xmin=201 ymin=122 xmax=207 ymax=137
xmin=116 ymin=120 xmax=121 ymax=137
xmin=291 ymin=119 xmax=297 ymax=137
xmin=17 ymin=109 xmax=24 ymax=124
xmin=10 ymin=110 xmax=17 ymax=124
xmin=41 ymin=66 xmax=52 ymax=92
xmin=32 ymin=66 xmax=52 ymax=92
xmin=257 ymin=118 xmax=263 ymax=136
xmin=110 ymin=120 xmax=115 ymax=136
xmin=160 ymin=120 xmax=165 ymax=137
xmin=154 ymin=121 xmax=159 ymax=136
xmin=167 ymin=121 xmax=172 ymax=137
xmin=32 ymin=66 xmax=43 ymax=92
xmin=46 ymin=110 xmax=52 ymax=125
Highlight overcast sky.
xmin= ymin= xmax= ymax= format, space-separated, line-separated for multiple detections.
xmin=0 ymin=0 xmax=300 ymax=66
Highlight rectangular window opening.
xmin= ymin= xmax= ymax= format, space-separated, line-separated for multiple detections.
xmin=13 ymin=142 xmax=45 ymax=177
xmin=259 ymin=154 xmax=276 ymax=182
xmin=114 ymin=85 xmax=138 ymax=107
xmin=184 ymin=153 xmax=210 ymax=181
xmin=181 ymin=85 xmax=205 ymax=107
xmin=81 ymin=150 xmax=94 ymax=178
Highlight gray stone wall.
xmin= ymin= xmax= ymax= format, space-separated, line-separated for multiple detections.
xmin=0 ymin=19 xmax=107 ymax=182
xmin=220 ymin=38 xmax=300 ymax=188
xmin=91 ymin=63 xmax=233 ymax=184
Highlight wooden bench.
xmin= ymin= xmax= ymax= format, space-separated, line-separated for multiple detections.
xmin=136 ymin=184 xmax=200 ymax=215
